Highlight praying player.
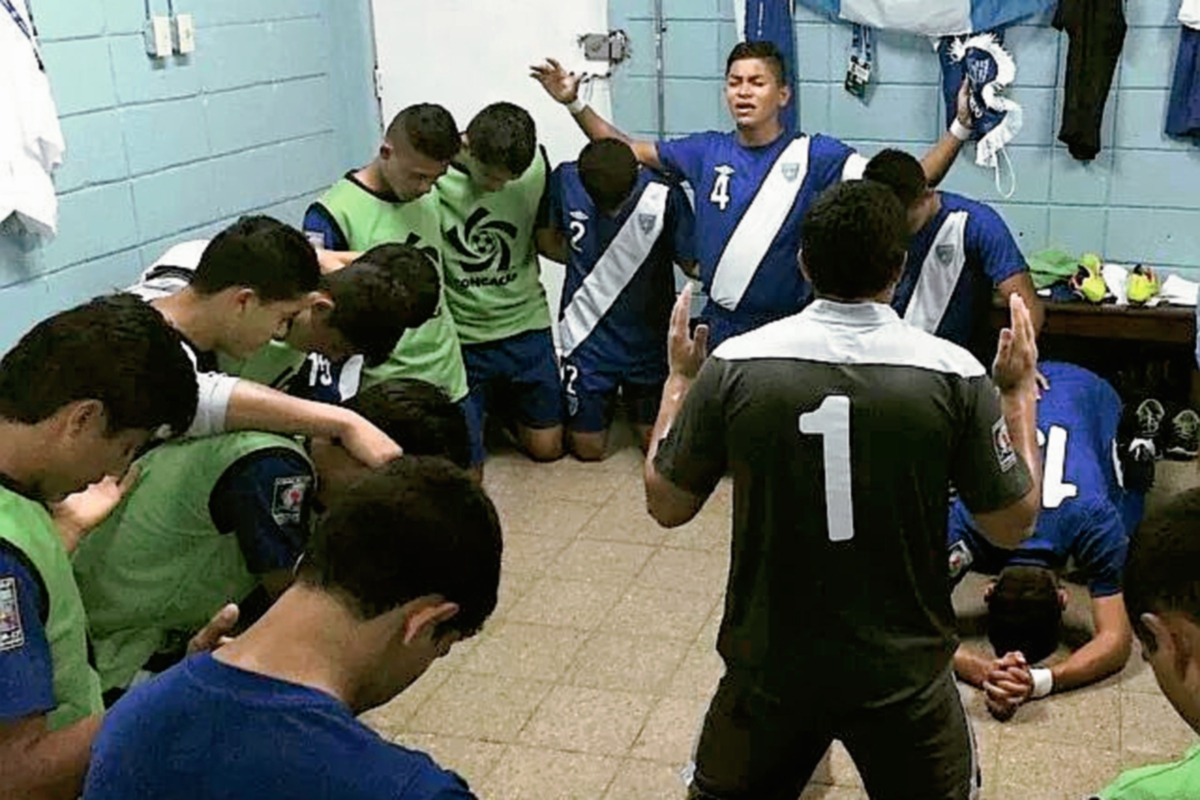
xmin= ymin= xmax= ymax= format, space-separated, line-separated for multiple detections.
xmin=863 ymin=148 xmax=1043 ymax=360
xmin=438 ymin=102 xmax=563 ymax=466
xmin=950 ymin=361 xmax=1135 ymax=720
xmin=537 ymin=138 xmax=696 ymax=458
xmin=533 ymin=41 xmax=973 ymax=348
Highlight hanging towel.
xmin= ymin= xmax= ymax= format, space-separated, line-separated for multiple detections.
xmin=1053 ymin=0 xmax=1127 ymax=162
xmin=743 ymin=0 xmax=799 ymax=133
xmin=793 ymin=0 xmax=1055 ymax=37
xmin=0 ymin=0 xmax=65 ymax=243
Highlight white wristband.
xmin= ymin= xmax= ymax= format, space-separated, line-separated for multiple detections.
xmin=566 ymin=97 xmax=588 ymax=115
xmin=950 ymin=119 xmax=973 ymax=142
xmin=1030 ymin=668 xmax=1054 ymax=699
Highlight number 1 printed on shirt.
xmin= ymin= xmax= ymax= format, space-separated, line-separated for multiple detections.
xmin=800 ymin=395 xmax=855 ymax=542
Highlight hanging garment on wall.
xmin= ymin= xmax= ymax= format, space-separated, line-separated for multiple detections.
xmin=794 ymin=0 xmax=1054 ymax=37
xmin=0 ymin=0 xmax=64 ymax=243
xmin=742 ymin=0 xmax=799 ymax=132
xmin=937 ymin=32 xmax=1023 ymax=196
xmin=1182 ymin=0 xmax=1200 ymax=30
xmin=1168 ymin=25 xmax=1200 ymax=138
xmin=1053 ymin=0 xmax=1127 ymax=162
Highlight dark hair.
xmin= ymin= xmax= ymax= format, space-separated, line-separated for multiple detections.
xmin=385 ymin=103 xmax=460 ymax=163
xmin=986 ymin=565 xmax=1062 ymax=664
xmin=800 ymin=180 xmax=909 ymax=300
xmin=0 ymin=294 xmax=198 ymax=437
xmin=863 ymin=148 xmax=929 ymax=209
xmin=466 ymin=102 xmax=537 ymax=176
xmin=297 ymin=456 xmax=502 ymax=637
xmin=1126 ymin=489 xmax=1200 ymax=653
xmin=578 ymin=139 xmax=639 ymax=213
xmin=725 ymin=40 xmax=787 ymax=85
xmin=321 ymin=244 xmax=440 ymax=367
xmin=191 ymin=216 xmax=320 ymax=302
xmin=345 ymin=379 xmax=470 ymax=469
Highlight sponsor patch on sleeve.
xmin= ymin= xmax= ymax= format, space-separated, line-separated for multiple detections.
xmin=271 ymin=475 xmax=313 ymax=526
xmin=992 ymin=418 xmax=1018 ymax=472
xmin=0 ymin=577 xmax=25 ymax=652
xmin=948 ymin=540 xmax=975 ymax=581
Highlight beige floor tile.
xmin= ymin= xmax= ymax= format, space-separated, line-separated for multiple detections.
xmin=408 ymin=672 xmax=552 ymax=742
xmin=602 ymin=586 xmax=718 ymax=641
xmin=696 ymin=603 xmax=724 ymax=649
xmin=526 ymin=468 xmax=631 ymax=506
xmin=358 ymin=665 xmax=451 ymax=738
xmin=391 ymin=733 xmax=508 ymax=787
xmin=579 ymin=491 xmax=673 ymax=546
xmin=635 ymin=548 xmax=728 ymax=597
xmin=798 ymin=786 xmax=869 ymax=800
xmin=503 ymin=533 xmax=574 ymax=575
xmin=988 ymin=735 xmax=1121 ymax=800
xmin=491 ymin=569 xmax=541 ymax=623
xmin=518 ymin=685 xmax=658 ymax=756
xmin=500 ymin=498 xmax=604 ymax=538
xmin=823 ymin=741 xmax=864 ymax=788
xmin=603 ymin=758 xmax=688 ymax=799
xmin=1119 ymin=653 xmax=1162 ymax=695
xmin=1122 ymin=689 xmax=1200 ymax=756
xmin=660 ymin=516 xmax=731 ymax=553
xmin=507 ymin=577 xmax=630 ymax=630
xmin=629 ymin=695 xmax=710 ymax=764
xmin=549 ymin=539 xmax=658 ymax=584
xmin=475 ymin=745 xmax=622 ymax=800
xmin=460 ymin=622 xmax=589 ymax=682
xmin=997 ymin=681 xmax=1122 ymax=752
xmin=567 ymin=632 xmax=692 ymax=693
xmin=665 ymin=644 xmax=724 ymax=699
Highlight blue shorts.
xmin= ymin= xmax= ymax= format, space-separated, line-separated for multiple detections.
xmin=562 ymin=353 xmax=666 ymax=433
xmin=701 ymin=302 xmax=792 ymax=351
xmin=462 ymin=328 xmax=563 ymax=441
xmin=457 ymin=397 xmax=486 ymax=468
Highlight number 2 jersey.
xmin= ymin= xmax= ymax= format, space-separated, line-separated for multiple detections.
xmin=657 ymin=130 xmax=865 ymax=340
xmin=546 ymin=162 xmax=694 ymax=372
xmin=653 ymin=300 xmax=1031 ymax=705
xmin=948 ymin=361 xmax=1131 ymax=598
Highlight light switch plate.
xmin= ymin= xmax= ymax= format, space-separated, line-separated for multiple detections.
xmin=173 ymin=13 xmax=196 ymax=54
xmin=144 ymin=15 xmax=172 ymax=58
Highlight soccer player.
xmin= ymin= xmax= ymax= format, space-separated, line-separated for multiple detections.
xmin=131 ymin=216 xmax=401 ymax=468
xmin=303 ymin=104 xmax=476 ymax=465
xmin=537 ymin=138 xmax=696 ymax=459
xmin=438 ymin=101 xmax=562 ymax=465
xmin=644 ymin=181 xmax=1042 ymax=799
xmin=0 ymin=295 xmax=196 ymax=800
xmin=949 ymin=361 xmax=1134 ymax=721
xmin=863 ymin=148 xmax=1044 ymax=360
xmin=214 ymin=242 xmax=439 ymax=404
xmin=72 ymin=378 xmax=471 ymax=697
xmin=82 ymin=457 xmax=501 ymax=800
xmin=532 ymin=41 xmax=972 ymax=348
xmin=1084 ymin=490 xmax=1200 ymax=798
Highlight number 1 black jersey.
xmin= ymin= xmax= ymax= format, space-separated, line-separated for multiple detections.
xmin=655 ymin=300 xmax=1031 ymax=705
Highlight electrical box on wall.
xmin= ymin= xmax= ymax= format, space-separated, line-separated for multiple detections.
xmin=173 ymin=13 xmax=196 ymax=54
xmin=579 ymin=31 xmax=630 ymax=64
xmin=144 ymin=15 xmax=172 ymax=58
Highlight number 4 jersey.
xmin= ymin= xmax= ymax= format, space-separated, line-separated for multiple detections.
xmin=948 ymin=361 xmax=1132 ymax=598
xmin=653 ymin=300 xmax=1031 ymax=705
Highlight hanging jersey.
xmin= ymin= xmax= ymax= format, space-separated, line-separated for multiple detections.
xmin=891 ymin=192 xmax=1027 ymax=352
xmin=947 ymin=361 xmax=1129 ymax=597
xmin=437 ymin=147 xmax=552 ymax=345
xmin=306 ymin=175 xmax=469 ymax=402
xmin=657 ymin=131 xmax=863 ymax=325
xmin=548 ymin=164 xmax=694 ymax=369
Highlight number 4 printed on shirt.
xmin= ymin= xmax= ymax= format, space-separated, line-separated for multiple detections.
xmin=710 ymin=166 xmax=734 ymax=211
xmin=800 ymin=395 xmax=855 ymax=542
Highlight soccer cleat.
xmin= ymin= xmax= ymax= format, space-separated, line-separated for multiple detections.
xmin=1128 ymin=398 xmax=1165 ymax=463
xmin=1166 ymin=409 xmax=1200 ymax=460
xmin=1070 ymin=262 xmax=1107 ymax=303
xmin=1126 ymin=264 xmax=1161 ymax=305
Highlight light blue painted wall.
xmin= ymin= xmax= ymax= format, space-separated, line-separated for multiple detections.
xmin=609 ymin=0 xmax=1200 ymax=280
xmin=0 ymin=0 xmax=381 ymax=350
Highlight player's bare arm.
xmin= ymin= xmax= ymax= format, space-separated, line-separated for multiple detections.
xmin=531 ymin=58 xmax=662 ymax=169
xmin=534 ymin=227 xmax=570 ymax=264
xmin=1047 ymin=593 xmax=1133 ymax=693
xmin=973 ymin=293 xmax=1042 ymax=548
xmin=998 ymin=271 xmax=1045 ymax=336
xmin=0 ymin=713 xmax=101 ymax=800
xmin=921 ymin=80 xmax=972 ymax=188
xmin=645 ymin=284 xmax=710 ymax=527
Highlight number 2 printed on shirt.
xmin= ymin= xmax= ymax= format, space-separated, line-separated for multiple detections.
xmin=800 ymin=395 xmax=855 ymax=542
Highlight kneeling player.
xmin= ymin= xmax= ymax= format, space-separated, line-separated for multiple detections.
xmin=72 ymin=379 xmax=470 ymax=699
xmin=538 ymin=139 xmax=695 ymax=458
xmin=950 ymin=361 xmax=1137 ymax=720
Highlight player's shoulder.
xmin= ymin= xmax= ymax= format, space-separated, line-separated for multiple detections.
xmin=354 ymin=736 xmax=475 ymax=798
xmin=943 ymin=192 xmax=1006 ymax=229
xmin=807 ymin=131 xmax=853 ymax=155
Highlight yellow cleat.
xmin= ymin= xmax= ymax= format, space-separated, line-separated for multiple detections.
xmin=1126 ymin=264 xmax=1161 ymax=305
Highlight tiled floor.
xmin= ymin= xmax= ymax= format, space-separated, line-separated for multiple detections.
xmin=361 ymin=438 xmax=1200 ymax=800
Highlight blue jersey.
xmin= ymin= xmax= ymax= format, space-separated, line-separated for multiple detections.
xmin=657 ymin=131 xmax=862 ymax=341
xmin=948 ymin=361 xmax=1131 ymax=597
xmin=549 ymin=163 xmax=694 ymax=371
xmin=891 ymin=192 xmax=1027 ymax=351
xmin=83 ymin=653 xmax=477 ymax=800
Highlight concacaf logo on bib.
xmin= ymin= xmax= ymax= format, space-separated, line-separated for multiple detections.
xmin=445 ymin=209 xmax=518 ymax=274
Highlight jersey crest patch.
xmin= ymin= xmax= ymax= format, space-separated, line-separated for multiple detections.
xmin=936 ymin=243 xmax=956 ymax=267
xmin=0 ymin=577 xmax=25 ymax=652
xmin=271 ymin=476 xmax=313 ymax=526
xmin=637 ymin=213 xmax=657 ymax=234
xmin=992 ymin=418 xmax=1018 ymax=472
xmin=781 ymin=162 xmax=801 ymax=182
xmin=948 ymin=540 xmax=975 ymax=580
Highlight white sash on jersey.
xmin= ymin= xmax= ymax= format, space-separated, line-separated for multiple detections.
xmin=903 ymin=210 xmax=969 ymax=335
xmin=709 ymin=136 xmax=811 ymax=311
xmin=559 ymin=182 xmax=670 ymax=358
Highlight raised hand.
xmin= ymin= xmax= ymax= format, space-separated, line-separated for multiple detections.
xmin=530 ymin=58 xmax=581 ymax=105
xmin=992 ymin=292 xmax=1039 ymax=395
xmin=668 ymin=283 xmax=709 ymax=380
xmin=50 ymin=465 xmax=141 ymax=553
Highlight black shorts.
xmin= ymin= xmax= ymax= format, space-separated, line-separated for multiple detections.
xmin=688 ymin=665 xmax=979 ymax=800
